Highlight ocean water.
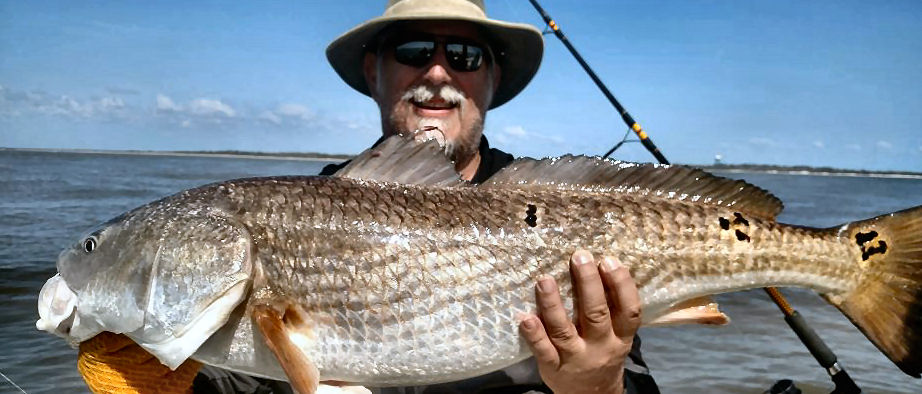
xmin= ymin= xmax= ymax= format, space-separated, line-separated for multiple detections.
xmin=1 ymin=150 xmax=920 ymax=393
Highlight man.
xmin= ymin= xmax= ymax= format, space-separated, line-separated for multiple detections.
xmin=322 ymin=1 xmax=659 ymax=393
xmin=77 ymin=1 xmax=659 ymax=393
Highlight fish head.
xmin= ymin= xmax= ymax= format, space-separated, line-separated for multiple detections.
xmin=37 ymin=201 xmax=254 ymax=369
xmin=38 ymin=216 xmax=150 ymax=343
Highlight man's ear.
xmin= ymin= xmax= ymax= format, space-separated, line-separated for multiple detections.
xmin=363 ymin=51 xmax=378 ymax=99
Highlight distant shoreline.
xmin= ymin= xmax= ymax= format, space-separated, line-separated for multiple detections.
xmin=701 ymin=164 xmax=922 ymax=180
xmin=703 ymin=167 xmax=922 ymax=180
xmin=3 ymin=147 xmax=920 ymax=179
xmin=0 ymin=147 xmax=350 ymax=162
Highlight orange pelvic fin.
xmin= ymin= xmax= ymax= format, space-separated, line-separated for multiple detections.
xmin=253 ymin=305 xmax=319 ymax=394
xmin=648 ymin=296 xmax=730 ymax=326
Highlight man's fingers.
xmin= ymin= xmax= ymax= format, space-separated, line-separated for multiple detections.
xmin=600 ymin=256 xmax=642 ymax=340
xmin=518 ymin=314 xmax=560 ymax=368
xmin=570 ymin=250 xmax=613 ymax=341
xmin=535 ymin=274 xmax=582 ymax=356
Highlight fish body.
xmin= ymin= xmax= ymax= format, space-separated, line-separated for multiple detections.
xmin=37 ymin=137 xmax=922 ymax=388
xmin=192 ymin=176 xmax=854 ymax=384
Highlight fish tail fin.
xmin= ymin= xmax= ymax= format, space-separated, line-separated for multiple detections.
xmin=827 ymin=205 xmax=922 ymax=378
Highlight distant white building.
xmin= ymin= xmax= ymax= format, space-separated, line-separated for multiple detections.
xmin=714 ymin=154 xmax=723 ymax=165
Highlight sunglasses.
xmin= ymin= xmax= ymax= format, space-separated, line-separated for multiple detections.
xmin=390 ymin=37 xmax=490 ymax=72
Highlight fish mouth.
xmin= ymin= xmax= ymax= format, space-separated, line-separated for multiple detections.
xmin=36 ymin=273 xmax=78 ymax=338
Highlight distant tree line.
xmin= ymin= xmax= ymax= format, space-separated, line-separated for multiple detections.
xmin=179 ymin=150 xmax=352 ymax=160
xmin=700 ymin=163 xmax=921 ymax=177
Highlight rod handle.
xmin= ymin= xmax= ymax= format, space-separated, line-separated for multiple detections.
xmin=784 ymin=311 xmax=837 ymax=368
xmin=784 ymin=312 xmax=861 ymax=393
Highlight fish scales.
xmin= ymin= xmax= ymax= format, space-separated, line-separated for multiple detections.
xmin=178 ymin=175 xmax=859 ymax=384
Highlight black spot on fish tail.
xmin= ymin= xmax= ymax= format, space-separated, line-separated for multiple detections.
xmin=861 ymin=240 xmax=888 ymax=261
xmin=719 ymin=217 xmax=730 ymax=230
xmin=732 ymin=212 xmax=749 ymax=226
xmin=854 ymin=230 xmax=889 ymax=261
xmin=735 ymin=229 xmax=751 ymax=242
xmin=856 ymin=230 xmax=879 ymax=246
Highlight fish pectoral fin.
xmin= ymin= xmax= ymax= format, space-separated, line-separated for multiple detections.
xmin=316 ymin=384 xmax=372 ymax=394
xmin=253 ymin=305 xmax=319 ymax=394
xmin=647 ymin=296 xmax=731 ymax=326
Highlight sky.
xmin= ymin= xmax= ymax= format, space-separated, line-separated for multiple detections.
xmin=1 ymin=0 xmax=921 ymax=171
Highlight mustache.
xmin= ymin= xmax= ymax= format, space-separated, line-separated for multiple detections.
xmin=400 ymin=85 xmax=466 ymax=106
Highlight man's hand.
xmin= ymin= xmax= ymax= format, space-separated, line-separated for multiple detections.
xmin=518 ymin=250 xmax=642 ymax=394
xmin=78 ymin=332 xmax=202 ymax=393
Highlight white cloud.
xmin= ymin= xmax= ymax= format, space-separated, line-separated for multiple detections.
xmin=188 ymin=98 xmax=235 ymax=117
xmin=812 ymin=140 xmax=824 ymax=149
xmin=99 ymin=96 xmax=125 ymax=110
xmin=276 ymin=103 xmax=313 ymax=120
xmin=21 ymin=94 xmax=126 ymax=118
xmin=259 ymin=111 xmax=282 ymax=125
xmin=56 ymin=96 xmax=89 ymax=117
xmin=155 ymin=95 xmax=235 ymax=124
xmin=2 ymin=87 xmax=51 ymax=109
xmin=504 ymin=125 xmax=527 ymax=137
xmin=493 ymin=125 xmax=526 ymax=145
xmin=876 ymin=140 xmax=893 ymax=150
xmin=156 ymin=94 xmax=181 ymax=112
xmin=845 ymin=143 xmax=861 ymax=151
xmin=748 ymin=137 xmax=778 ymax=147
xmin=492 ymin=125 xmax=564 ymax=146
xmin=259 ymin=103 xmax=315 ymax=126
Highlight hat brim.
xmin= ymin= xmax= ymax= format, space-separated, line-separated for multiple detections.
xmin=326 ymin=15 xmax=543 ymax=109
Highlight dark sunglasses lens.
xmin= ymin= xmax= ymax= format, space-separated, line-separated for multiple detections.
xmin=446 ymin=43 xmax=484 ymax=71
xmin=394 ymin=41 xmax=435 ymax=67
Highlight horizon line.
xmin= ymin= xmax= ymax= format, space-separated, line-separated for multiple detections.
xmin=4 ymin=146 xmax=921 ymax=179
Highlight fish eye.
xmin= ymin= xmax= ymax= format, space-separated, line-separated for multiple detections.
xmin=83 ymin=237 xmax=98 ymax=253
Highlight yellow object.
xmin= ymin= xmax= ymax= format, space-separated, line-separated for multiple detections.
xmin=77 ymin=332 xmax=201 ymax=393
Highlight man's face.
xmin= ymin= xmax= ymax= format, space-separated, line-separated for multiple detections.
xmin=364 ymin=21 xmax=500 ymax=166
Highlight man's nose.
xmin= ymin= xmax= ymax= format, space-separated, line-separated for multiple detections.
xmin=420 ymin=50 xmax=453 ymax=85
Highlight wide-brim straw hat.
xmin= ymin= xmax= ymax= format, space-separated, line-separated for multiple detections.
xmin=326 ymin=0 xmax=544 ymax=109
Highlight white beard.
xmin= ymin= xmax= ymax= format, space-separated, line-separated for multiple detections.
xmin=392 ymin=85 xmax=482 ymax=163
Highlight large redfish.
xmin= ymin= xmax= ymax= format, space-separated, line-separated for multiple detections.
xmin=37 ymin=136 xmax=922 ymax=392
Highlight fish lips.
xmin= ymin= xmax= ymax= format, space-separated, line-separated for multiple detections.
xmin=36 ymin=274 xmax=78 ymax=339
xmin=37 ymin=273 xmax=110 ymax=346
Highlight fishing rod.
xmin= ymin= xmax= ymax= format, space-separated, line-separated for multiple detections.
xmin=0 ymin=369 xmax=28 ymax=394
xmin=765 ymin=288 xmax=861 ymax=394
xmin=526 ymin=1 xmax=861 ymax=392
xmin=526 ymin=0 xmax=667 ymax=163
